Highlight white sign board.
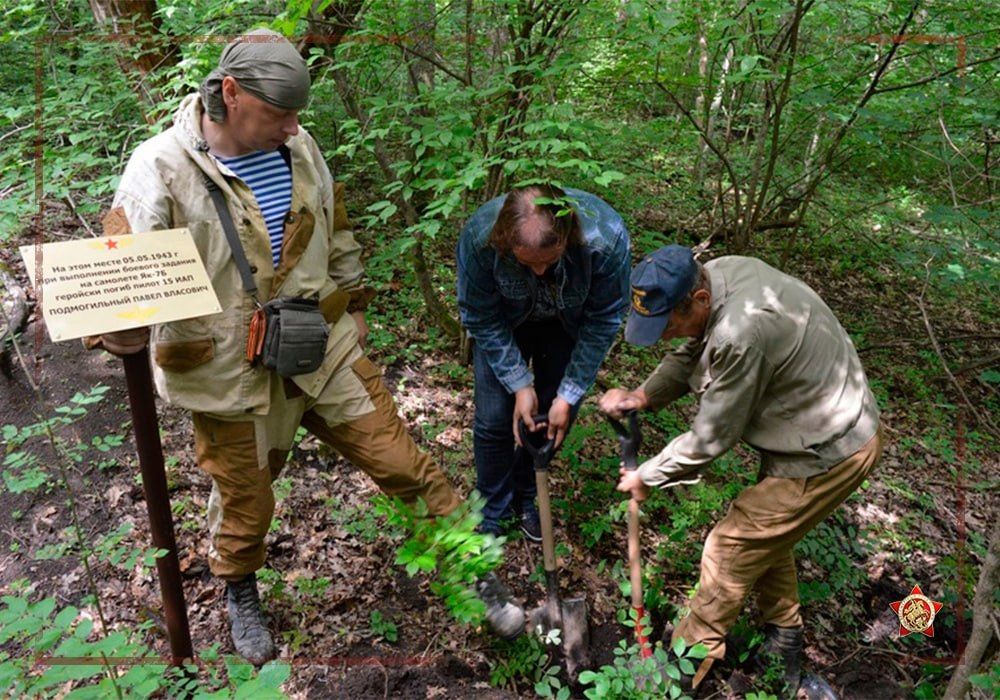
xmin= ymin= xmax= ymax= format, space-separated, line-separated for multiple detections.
xmin=20 ymin=229 xmax=221 ymax=342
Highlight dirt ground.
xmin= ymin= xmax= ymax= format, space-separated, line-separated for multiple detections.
xmin=1 ymin=225 xmax=997 ymax=698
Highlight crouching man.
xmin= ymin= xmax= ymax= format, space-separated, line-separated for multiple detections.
xmin=600 ymin=246 xmax=883 ymax=697
xmin=87 ymin=28 xmax=523 ymax=664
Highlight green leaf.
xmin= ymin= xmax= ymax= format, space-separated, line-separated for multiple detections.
xmin=980 ymin=370 xmax=1000 ymax=384
xmin=944 ymin=263 xmax=965 ymax=280
xmin=256 ymin=661 xmax=291 ymax=687
xmin=686 ymin=643 xmax=709 ymax=659
xmin=672 ymin=636 xmax=687 ymax=657
xmin=594 ymin=170 xmax=626 ymax=187
xmin=53 ymin=606 xmax=79 ymax=631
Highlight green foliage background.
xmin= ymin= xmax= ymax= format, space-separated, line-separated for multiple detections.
xmin=1 ymin=0 xmax=997 ymax=698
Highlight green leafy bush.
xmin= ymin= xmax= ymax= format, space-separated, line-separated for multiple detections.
xmin=368 ymin=610 xmax=398 ymax=643
xmin=0 ymin=590 xmax=293 ymax=698
xmin=374 ymin=494 xmax=503 ymax=626
xmin=578 ymin=636 xmax=707 ymax=700
xmin=488 ymin=633 xmax=552 ymax=692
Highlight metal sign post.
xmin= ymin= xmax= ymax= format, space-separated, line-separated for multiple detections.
xmin=123 ymin=348 xmax=194 ymax=665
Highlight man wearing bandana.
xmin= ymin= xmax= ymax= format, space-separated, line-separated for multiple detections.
xmin=86 ymin=28 xmax=524 ymax=664
xmin=600 ymin=246 xmax=883 ymax=697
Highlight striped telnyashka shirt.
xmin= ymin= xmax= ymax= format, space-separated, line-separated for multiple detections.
xmin=217 ymin=150 xmax=292 ymax=267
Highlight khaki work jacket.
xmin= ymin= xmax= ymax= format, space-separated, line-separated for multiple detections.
xmin=109 ymin=94 xmax=366 ymax=415
xmin=638 ymin=256 xmax=880 ymax=486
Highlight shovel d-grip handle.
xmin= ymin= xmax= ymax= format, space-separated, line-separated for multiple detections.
xmin=519 ymin=415 xmax=555 ymax=471
xmin=604 ymin=410 xmax=642 ymax=470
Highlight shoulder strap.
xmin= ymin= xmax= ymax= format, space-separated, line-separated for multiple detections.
xmin=202 ymin=173 xmax=259 ymax=302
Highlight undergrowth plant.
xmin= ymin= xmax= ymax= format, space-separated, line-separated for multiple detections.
xmin=0 ymin=384 xmax=291 ymax=697
xmin=368 ymin=610 xmax=398 ymax=644
xmin=0 ymin=592 xmax=290 ymax=699
xmin=374 ymin=494 xmax=503 ymax=626
xmin=488 ymin=633 xmax=552 ymax=693
xmin=578 ymin=636 xmax=707 ymax=700
xmin=795 ymin=515 xmax=869 ymax=616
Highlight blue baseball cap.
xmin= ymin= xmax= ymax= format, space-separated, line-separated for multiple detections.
xmin=624 ymin=245 xmax=698 ymax=346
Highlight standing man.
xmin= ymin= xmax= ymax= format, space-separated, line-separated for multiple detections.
xmin=600 ymin=245 xmax=882 ymax=696
xmin=86 ymin=28 xmax=524 ymax=665
xmin=457 ymin=185 xmax=631 ymax=539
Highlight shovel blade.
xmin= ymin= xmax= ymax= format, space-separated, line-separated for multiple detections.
xmin=528 ymin=597 xmax=592 ymax=681
xmin=561 ymin=597 xmax=591 ymax=681
xmin=527 ymin=598 xmax=560 ymax=636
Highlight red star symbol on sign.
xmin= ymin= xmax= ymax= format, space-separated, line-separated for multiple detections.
xmin=105 ymin=239 xmax=118 ymax=250
xmin=890 ymin=585 xmax=943 ymax=638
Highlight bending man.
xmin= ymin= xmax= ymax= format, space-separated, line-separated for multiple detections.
xmin=600 ymin=245 xmax=882 ymax=696
xmin=457 ymin=185 xmax=630 ymax=540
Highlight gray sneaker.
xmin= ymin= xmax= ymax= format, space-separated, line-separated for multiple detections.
xmin=226 ymin=573 xmax=276 ymax=665
xmin=476 ymin=572 xmax=525 ymax=640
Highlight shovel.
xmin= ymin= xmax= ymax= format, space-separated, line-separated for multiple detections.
xmin=520 ymin=416 xmax=591 ymax=681
xmin=605 ymin=411 xmax=652 ymax=658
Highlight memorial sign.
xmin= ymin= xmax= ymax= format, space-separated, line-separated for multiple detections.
xmin=20 ymin=229 xmax=220 ymax=341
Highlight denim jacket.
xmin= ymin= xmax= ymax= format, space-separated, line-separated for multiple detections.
xmin=456 ymin=188 xmax=630 ymax=405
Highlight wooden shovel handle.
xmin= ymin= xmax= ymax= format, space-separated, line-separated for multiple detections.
xmin=536 ymin=468 xmax=557 ymax=574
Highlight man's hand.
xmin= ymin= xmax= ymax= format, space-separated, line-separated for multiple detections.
xmin=85 ymin=327 xmax=150 ymax=356
xmin=616 ymin=467 xmax=651 ymax=502
xmin=512 ymin=386 xmax=538 ymax=446
xmin=351 ymin=311 xmax=369 ymax=349
xmin=598 ymin=387 xmax=649 ymax=419
xmin=547 ymin=397 xmax=572 ymax=447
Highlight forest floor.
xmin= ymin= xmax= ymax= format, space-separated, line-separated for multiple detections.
xmin=1 ymin=202 xmax=997 ymax=699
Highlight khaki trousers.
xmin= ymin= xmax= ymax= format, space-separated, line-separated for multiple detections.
xmin=193 ymin=354 xmax=461 ymax=580
xmin=673 ymin=428 xmax=884 ymax=683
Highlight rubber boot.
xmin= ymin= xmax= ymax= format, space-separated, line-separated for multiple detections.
xmin=756 ymin=623 xmax=802 ymax=699
xmin=476 ymin=571 xmax=526 ymax=640
xmin=226 ymin=573 xmax=276 ymax=665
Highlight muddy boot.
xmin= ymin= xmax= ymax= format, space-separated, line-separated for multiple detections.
xmin=226 ymin=573 xmax=276 ymax=665
xmin=756 ymin=624 xmax=802 ymax=699
xmin=476 ymin=571 xmax=525 ymax=641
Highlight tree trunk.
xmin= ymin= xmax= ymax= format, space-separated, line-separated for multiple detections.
xmin=403 ymin=0 xmax=437 ymax=215
xmin=330 ymin=68 xmax=462 ymax=341
xmin=695 ymin=41 xmax=733 ymax=180
xmin=943 ymin=520 xmax=1000 ymax=700
xmin=690 ymin=16 xmax=710 ymax=180
xmin=746 ymin=0 xmax=807 ymax=237
xmin=398 ymin=1 xmax=463 ymax=341
xmin=793 ymin=1 xmax=920 ymax=229
xmin=482 ymin=1 xmax=579 ymax=199
xmin=87 ymin=0 xmax=178 ymax=117
xmin=407 ymin=0 xmax=437 ymax=93
xmin=309 ymin=2 xmax=461 ymax=341
xmin=802 ymin=117 xmax=824 ymax=174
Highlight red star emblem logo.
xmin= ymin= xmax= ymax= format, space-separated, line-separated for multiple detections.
xmin=105 ymin=239 xmax=118 ymax=250
xmin=890 ymin=585 xmax=943 ymax=638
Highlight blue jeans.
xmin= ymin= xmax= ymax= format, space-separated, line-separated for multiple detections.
xmin=473 ymin=320 xmax=578 ymax=532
